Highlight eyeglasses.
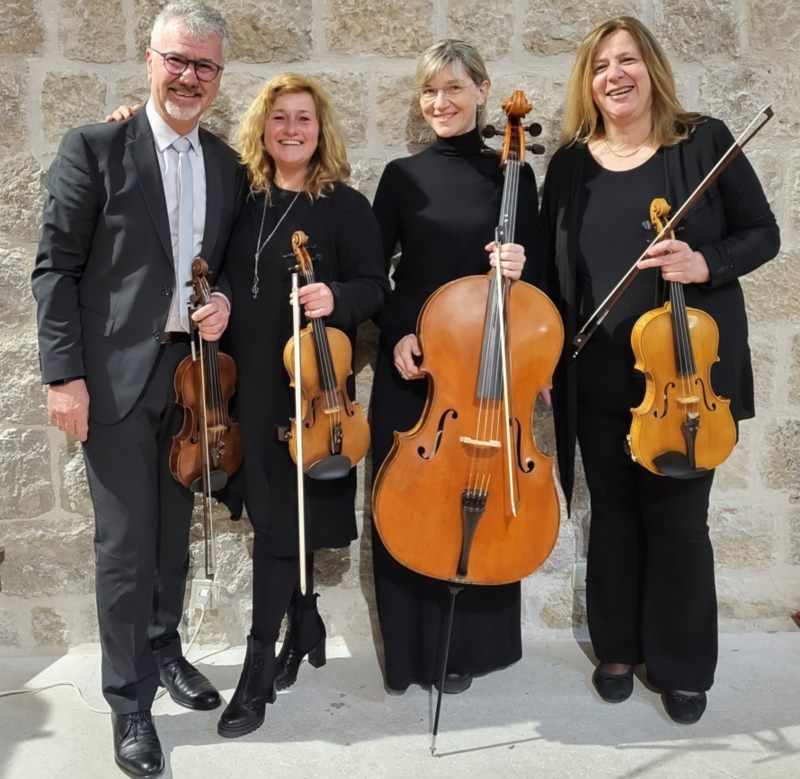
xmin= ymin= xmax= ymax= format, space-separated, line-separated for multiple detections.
xmin=419 ymin=83 xmax=473 ymax=103
xmin=150 ymin=48 xmax=224 ymax=82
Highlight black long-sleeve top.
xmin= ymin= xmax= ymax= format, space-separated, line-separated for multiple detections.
xmin=541 ymin=117 xmax=781 ymax=506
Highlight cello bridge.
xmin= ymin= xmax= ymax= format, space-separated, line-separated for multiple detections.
xmin=459 ymin=435 xmax=501 ymax=449
xmin=322 ymin=407 xmax=342 ymax=415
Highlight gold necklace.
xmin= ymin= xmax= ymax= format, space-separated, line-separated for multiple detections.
xmin=602 ymin=138 xmax=648 ymax=158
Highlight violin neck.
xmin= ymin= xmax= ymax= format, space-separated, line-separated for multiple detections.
xmin=310 ymin=320 xmax=338 ymax=392
xmin=668 ymin=281 xmax=696 ymax=377
xmin=304 ymin=263 xmax=338 ymax=393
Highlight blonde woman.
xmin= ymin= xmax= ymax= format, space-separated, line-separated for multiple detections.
xmin=369 ymin=40 xmax=544 ymax=695
xmin=217 ymin=73 xmax=388 ymax=737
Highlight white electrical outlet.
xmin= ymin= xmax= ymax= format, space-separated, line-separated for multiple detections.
xmin=189 ymin=578 xmax=220 ymax=611
xmin=572 ymin=562 xmax=587 ymax=591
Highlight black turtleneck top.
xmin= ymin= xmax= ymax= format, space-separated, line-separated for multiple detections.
xmin=372 ymin=128 xmax=543 ymax=351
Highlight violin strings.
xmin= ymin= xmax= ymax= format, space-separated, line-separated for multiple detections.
xmin=305 ymin=263 xmax=339 ymax=452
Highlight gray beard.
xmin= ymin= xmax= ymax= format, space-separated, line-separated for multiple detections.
xmin=165 ymin=98 xmax=201 ymax=123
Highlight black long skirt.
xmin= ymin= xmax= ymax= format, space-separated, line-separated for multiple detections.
xmin=369 ymin=348 xmax=522 ymax=691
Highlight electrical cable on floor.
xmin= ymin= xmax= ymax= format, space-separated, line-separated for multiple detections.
xmin=0 ymin=587 xmax=225 ymax=711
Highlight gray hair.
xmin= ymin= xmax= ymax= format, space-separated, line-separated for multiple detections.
xmin=415 ymin=39 xmax=490 ymax=123
xmin=150 ymin=1 xmax=230 ymax=59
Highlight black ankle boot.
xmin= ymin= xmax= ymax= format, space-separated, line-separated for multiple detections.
xmin=217 ymin=635 xmax=277 ymax=739
xmin=275 ymin=595 xmax=327 ymax=690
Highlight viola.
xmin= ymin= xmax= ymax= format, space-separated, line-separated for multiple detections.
xmin=282 ymin=230 xmax=370 ymax=480
xmin=371 ymin=91 xmax=564 ymax=587
xmin=169 ymin=258 xmax=242 ymax=577
xmin=627 ymin=198 xmax=737 ymax=477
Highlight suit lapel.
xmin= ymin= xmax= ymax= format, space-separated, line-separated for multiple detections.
xmin=127 ymin=110 xmax=174 ymax=267
xmin=200 ymin=128 xmax=221 ymax=262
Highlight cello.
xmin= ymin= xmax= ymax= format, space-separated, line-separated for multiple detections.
xmin=627 ymin=198 xmax=737 ymax=477
xmin=372 ymin=91 xmax=562 ymax=586
xmin=371 ymin=91 xmax=563 ymax=749
xmin=170 ymin=258 xmax=242 ymax=579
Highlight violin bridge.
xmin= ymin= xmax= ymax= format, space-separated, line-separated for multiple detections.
xmin=459 ymin=435 xmax=501 ymax=448
xmin=322 ymin=407 xmax=342 ymax=415
xmin=676 ymin=395 xmax=700 ymax=405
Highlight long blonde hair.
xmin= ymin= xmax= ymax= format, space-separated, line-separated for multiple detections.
xmin=237 ymin=73 xmax=350 ymax=198
xmin=561 ymin=16 xmax=700 ymax=147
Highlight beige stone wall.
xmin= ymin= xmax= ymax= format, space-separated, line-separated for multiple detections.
xmin=1 ymin=0 xmax=798 ymax=650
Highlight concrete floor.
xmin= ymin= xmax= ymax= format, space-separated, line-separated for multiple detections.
xmin=1 ymin=633 xmax=799 ymax=779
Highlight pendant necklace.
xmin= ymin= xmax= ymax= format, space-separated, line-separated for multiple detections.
xmin=252 ymin=189 xmax=301 ymax=299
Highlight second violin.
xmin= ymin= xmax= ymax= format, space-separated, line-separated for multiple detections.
xmin=282 ymin=230 xmax=370 ymax=480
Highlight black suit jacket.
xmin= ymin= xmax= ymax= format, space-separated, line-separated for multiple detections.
xmin=33 ymin=108 xmax=246 ymax=424
xmin=541 ymin=117 xmax=780 ymax=507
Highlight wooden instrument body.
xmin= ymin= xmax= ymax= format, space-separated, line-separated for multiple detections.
xmin=170 ymin=348 xmax=242 ymax=492
xmin=282 ymin=324 xmax=370 ymax=474
xmin=629 ymin=300 xmax=736 ymax=475
xmin=372 ymin=275 xmax=564 ymax=585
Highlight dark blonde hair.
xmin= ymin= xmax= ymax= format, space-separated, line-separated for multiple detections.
xmin=415 ymin=39 xmax=491 ymax=126
xmin=237 ymin=73 xmax=350 ymax=199
xmin=561 ymin=16 xmax=700 ymax=147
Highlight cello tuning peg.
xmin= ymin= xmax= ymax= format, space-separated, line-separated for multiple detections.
xmin=526 ymin=122 xmax=542 ymax=137
xmin=526 ymin=143 xmax=546 ymax=155
xmin=481 ymin=124 xmax=500 ymax=139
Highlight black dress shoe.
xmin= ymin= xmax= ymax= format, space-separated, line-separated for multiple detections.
xmin=218 ymin=635 xmax=278 ymax=739
xmin=662 ymin=690 xmax=707 ymax=724
xmin=275 ymin=595 xmax=327 ymax=691
xmin=434 ymin=672 xmax=473 ymax=695
xmin=158 ymin=656 xmax=220 ymax=710
xmin=112 ymin=710 xmax=164 ymax=778
xmin=592 ymin=665 xmax=634 ymax=703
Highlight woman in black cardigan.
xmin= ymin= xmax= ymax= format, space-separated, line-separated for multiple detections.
xmin=541 ymin=17 xmax=779 ymax=724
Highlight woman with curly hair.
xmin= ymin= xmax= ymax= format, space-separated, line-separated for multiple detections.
xmin=217 ymin=73 xmax=388 ymax=737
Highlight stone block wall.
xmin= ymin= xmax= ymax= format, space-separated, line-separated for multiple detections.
xmin=1 ymin=0 xmax=798 ymax=650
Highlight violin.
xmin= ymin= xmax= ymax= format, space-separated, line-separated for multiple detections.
xmin=282 ymin=230 xmax=370 ymax=480
xmin=169 ymin=258 xmax=242 ymax=577
xmin=627 ymin=198 xmax=737 ymax=477
xmin=371 ymin=91 xmax=564 ymax=587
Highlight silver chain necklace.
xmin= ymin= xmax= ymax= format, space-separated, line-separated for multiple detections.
xmin=252 ymin=190 xmax=301 ymax=299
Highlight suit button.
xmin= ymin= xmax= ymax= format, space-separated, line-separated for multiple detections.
xmin=162 ymin=286 xmax=173 ymax=296
xmin=153 ymin=330 xmax=161 ymax=341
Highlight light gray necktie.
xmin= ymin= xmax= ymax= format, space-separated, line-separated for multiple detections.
xmin=172 ymin=136 xmax=194 ymax=332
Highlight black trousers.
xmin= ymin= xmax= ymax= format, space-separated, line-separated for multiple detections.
xmin=577 ymin=406 xmax=717 ymax=692
xmin=83 ymin=342 xmax=194 ymax=714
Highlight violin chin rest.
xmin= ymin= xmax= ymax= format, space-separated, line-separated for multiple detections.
xmin=189 ymin=469 xmax=229 ymax=494
xmin=652 ymin=451 xmax=709 ymax=480
xmin=307 ymin=455 xmax=352 ymax=481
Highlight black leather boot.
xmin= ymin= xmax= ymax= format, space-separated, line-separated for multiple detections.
xmin=217 ymin=635 xmax=277 ymax=738
xmin=275 ymin=594 xmax=327 ymax=690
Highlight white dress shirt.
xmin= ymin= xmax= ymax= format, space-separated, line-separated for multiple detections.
xmin=145 ymin=100 xmax=207 ymax=333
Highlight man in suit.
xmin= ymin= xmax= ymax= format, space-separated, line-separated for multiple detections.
xmin=32 ymin=3 xmax=245 ymax=776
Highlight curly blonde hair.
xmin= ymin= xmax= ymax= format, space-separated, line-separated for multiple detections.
xmin=237 ymin=73 xmax=350 ymax=199
xmin=561 ymin=16 xmax=700 ymax=148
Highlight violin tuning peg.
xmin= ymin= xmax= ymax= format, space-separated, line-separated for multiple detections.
xmin=526 ymin=122 xmax=542 ymax=137
xmin=526 ymin=143 xmax=546 ymax=155
xmin=481 ymin=124 xmax=499 ymax=139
